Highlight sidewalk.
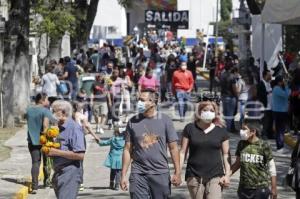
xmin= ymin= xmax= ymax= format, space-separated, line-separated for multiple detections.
xmin=0 ymin=127 xmax=32 ymax=199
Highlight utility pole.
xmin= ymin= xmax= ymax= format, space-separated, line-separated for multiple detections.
xmin=238 ymin=0 xmax=251 ymax=61
xmin=215 ymin=0 xmax=219 ymax=59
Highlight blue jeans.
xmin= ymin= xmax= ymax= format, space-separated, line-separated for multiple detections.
xmin=176 ymin=91 xmax=190 ymax=119
xmin=71 ymin=82 xmax=78 ymax=101
xmin=222 ymin=96 xmax=237 ymax=132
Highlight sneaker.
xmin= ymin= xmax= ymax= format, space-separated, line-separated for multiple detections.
xmin=276 ymin=148 xmax=290 ymax=154
xmin=79 ymin=184 xmax=84 ymax=191
xmin=99 ymin=128 xmax=104 ymax=134
xmin=30 ymin=190 xmax=37 ymax=194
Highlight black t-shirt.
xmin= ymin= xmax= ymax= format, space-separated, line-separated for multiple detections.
xmin=165 ymin=64 xmax=176 ymax=82
xmin=183 ymin=123 xmax=229 ymax=181
xmin=220 ymin=71 xmax=237 ymax=97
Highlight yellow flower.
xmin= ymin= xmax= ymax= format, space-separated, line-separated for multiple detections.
xmin=46 ymin=126 xmax=59 ymax=138
xmin=53 ymin=142 xmax=60 ymax=149
xmin=105 ymin=77 xmax=113 ymax=86
xmin=41 ymin=146 xmax=50 ymax=154
xmin=45 ymin=142 xmax=54 ymax=147
xmin=40 ymin=135 xmax=47 ymax=145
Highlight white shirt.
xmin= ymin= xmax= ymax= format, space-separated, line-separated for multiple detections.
xmin=41 ymin=73 xmax=60 ymax=97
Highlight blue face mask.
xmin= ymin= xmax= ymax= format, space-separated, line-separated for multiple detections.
xmin=137 ymin=100 xmax=146 ymax=113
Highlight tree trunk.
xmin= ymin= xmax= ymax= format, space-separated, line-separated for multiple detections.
xmin=1 ymin=0 xmax=30 ymax=127
xmin=86 ymin=0 xmax=100 ymax=36
xmin=71 ymin=0 xmax=100 ymax=50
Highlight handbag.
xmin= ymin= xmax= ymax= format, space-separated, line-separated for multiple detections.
xmin=57 ymin=82 xmax=68 ymax=95
xmin=286 ymin=143 xmax=300 ymax=191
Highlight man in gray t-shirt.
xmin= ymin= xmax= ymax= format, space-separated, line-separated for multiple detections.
xmin=121 ymin=89 xmax=181 ymax=199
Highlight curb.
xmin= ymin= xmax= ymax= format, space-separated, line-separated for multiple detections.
xmin=13 ymin=163 xmax=44 ymax=199
xmin=284 ymin=134 xmax=297 ymax=149
xmin=14 ymin=185 xmax=29 ymax=199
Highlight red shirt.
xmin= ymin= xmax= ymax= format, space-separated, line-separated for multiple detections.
xmin=172 ymin=69 xmax=194 ymax=92
xmin=126 ymin=69 xmax=134 ymax=80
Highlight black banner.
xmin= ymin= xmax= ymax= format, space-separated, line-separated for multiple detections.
xmin=145 ymin=10 xmax=189 ymax=29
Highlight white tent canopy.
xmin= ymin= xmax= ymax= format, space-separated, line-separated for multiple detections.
xmin=262 ymin=0 xmax=300 ymax=25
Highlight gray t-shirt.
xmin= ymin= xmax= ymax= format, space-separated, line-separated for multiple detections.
xmin=126 ymin=113 xmax=178 ymax=175
xmin=54 ymin=118 xmax=85 ymax=170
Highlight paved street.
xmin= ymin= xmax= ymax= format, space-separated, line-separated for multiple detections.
xmin=0 ymin=103 xmax=295 ymax=199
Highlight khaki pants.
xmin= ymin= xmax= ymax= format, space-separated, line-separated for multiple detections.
xmin=187 ymin=177 xmax=222 ymax=199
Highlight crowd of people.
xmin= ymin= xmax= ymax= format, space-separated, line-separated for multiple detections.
xmin=26 ymin=36 xmax=300 ymax=199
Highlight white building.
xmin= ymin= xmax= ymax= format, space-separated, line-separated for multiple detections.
xmin=92 ymin=0 xmax=223 ymax=41
xmin=177 ymin=0 xmax=219 ymax=38
xmin=90 ymin=0 xmax=127 ymax=41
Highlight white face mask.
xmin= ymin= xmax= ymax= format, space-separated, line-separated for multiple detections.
xmin=181 ymin=65 xmax=187 ymax=70
xmin=119 ymin=127 xmax=126 ymax=133
xmin=240 ymin=129 xmax=249 ymax=140
xmin=200 ymin=111 xmax=215 ymax=123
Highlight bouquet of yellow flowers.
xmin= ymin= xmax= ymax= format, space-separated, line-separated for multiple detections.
xmin=40 ymin=126 xmax=60 ymax=154
xmin=40 ymin=126 xmax=60 ymax=187
xmin=105 ymin=77 xmax=113 ymax=86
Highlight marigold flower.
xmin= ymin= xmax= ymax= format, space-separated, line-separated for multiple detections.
xmin=46 ymin=126 xmax=59 ymax=138
xmin=40 ymin=135 xmax=47 ymax=145
xmin=53 ymin=142 xmax=60 ymax=149
xmin=41 ymin=146 xmax=50 ymax=154
xmin=45 ymin=142 xmax=54 ymax=147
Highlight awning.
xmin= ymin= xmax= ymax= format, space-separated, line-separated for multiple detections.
xmin=262 ymin=0 xmax=300 ymax=25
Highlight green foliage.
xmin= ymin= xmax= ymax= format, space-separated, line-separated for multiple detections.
xmin=218 ymin=20 xmax=234 ymax=50
xmin=117 ymin=0 xmax=132 ymax=8
xmin=219 ymin=0 xmax=233 ymax=50
xmin=285 ymin=25 xmax=300 ymax=52
xmin=220 ymin=0 xmax=232 ymax=21
xmin=31 ymin=0 xmax=76 ymax=41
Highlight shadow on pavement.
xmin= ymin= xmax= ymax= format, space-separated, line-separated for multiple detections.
xmin=1 ymin=177 xmax=29 ymax=186
xmin=86 ymin=186 xmax=109 ymax=190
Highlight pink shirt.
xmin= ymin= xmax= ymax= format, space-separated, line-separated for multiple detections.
xmin=138 ymin=75 xmax=159 ymax=91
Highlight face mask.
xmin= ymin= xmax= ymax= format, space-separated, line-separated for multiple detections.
xmin=107 ymin=68 xmax=112 ymax=74
xmin=119 ymin=127 xmax=126 ymax=133
xmin=240 ymin=129 xmax=249 ymax=140
xmin=181 ymin=65 xmax=187 ymax=70
xmin=137 ymin=100 xmax=146 ymax=113
xmin=200 ymin=111 xmax=215 ymax=123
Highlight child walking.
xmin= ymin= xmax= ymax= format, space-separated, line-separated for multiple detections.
xmin=98 ymin=125 xmax=125 ymax=190
xmin=231 ymin=119 xmax=277 ymax=199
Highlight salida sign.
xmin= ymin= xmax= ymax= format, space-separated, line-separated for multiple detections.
xmin=145 ymin=10 xmax=189 ymax=29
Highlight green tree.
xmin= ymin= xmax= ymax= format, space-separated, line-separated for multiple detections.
xmin=219 ymin=0 xmax=234 ymax=50
xmin=31 ymin=0 xmax=76 ymax=42
xmin=221 ymin=0 xmax=232 ymax=21
xmin=284 ymin=25 xmax=300 ymax=52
